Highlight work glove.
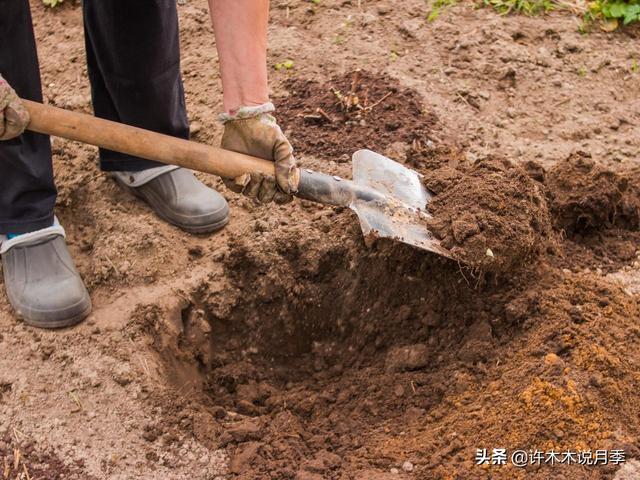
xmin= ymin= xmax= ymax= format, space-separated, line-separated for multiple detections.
xmin=220 ymin=102 xmax=299 ymax=204
xmin=0 ymin=74 xmax=30 ymax=141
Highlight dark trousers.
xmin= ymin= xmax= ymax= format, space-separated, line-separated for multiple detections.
xmin=0 ymin=0 xmax=189 ymax=234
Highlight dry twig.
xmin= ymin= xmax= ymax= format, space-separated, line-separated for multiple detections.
xmin=360 ymin=91 xmax=392 ymax=112
xmin=68 ymin=390 xmax=84 ymax=412
xmin=13 ymin=449 xmax=20 ymax=472
xmin=315 ymin=107 xmax=334 ymax=123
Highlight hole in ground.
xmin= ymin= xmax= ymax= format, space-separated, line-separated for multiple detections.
xmin=150 ymin=216 xmax=581 ymax=477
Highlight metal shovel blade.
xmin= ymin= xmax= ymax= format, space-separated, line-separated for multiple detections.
xmin=349 ymin=149 xmax=451 ymax=258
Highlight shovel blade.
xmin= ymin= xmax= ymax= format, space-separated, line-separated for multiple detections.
xmin=352 ymin=149 xmax=432 ymax=209
xmin=350 ymin=149 xmax=451 ymax=258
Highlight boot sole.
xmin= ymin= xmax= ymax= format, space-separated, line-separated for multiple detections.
xmin=21 ymin=295 xmax=92 ymax=329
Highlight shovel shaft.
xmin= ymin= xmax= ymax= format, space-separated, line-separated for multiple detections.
xmin=23 ymin=99 xmax=276 ymax=180
xmin=297 ymin=169 xmax=383 ymax=207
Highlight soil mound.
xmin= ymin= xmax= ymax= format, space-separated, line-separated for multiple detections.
xmin=275 ymin=70 xmax=436 ymax=159
xmin=545 ymin=151 xmax=640 ymax=236
xmin=423 ymin=156 xmax=554 ymax=274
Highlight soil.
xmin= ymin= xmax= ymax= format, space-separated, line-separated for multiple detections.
xmin=545 ymin=151 xmax=640 ymax=236
xmin=422 ymin=155 xmax=554 ymax=274
xmin=1 ymin=1 xmax=640 ymax=479
xmin=275 ymin=70 xmax=437 ymax=160
xmin=0 ymin=431 xmax=94 ymax=480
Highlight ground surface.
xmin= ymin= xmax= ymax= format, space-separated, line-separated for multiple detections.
xmin=1 ymin=1 xmax=639 ymax=479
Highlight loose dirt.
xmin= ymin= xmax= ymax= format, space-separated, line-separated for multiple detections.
xmin=1 ymin=1 xmax=639 ymax=479
xmin=546 ymin=151 xmax=640 ymax=236
xmin=0 ymin=432 xmax=94 ymax=480
xmin=423 ymin=155 xmax=554 ymax=274
xmin=275 ymin=70 xmax=437 ymax=160
xmin=543 ymin=152 xmax=640 ymax=273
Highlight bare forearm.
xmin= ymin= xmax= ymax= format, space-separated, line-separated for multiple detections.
xmin=208 ymin=0 xmax=270 ymax=113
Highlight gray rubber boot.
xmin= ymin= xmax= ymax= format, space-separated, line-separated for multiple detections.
xmin=113 ymin=167 xmax=230 ymax=234
xmin=1 ymin=222 xmax=91 ymax=329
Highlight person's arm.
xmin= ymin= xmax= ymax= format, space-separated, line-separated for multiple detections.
xmin=207 ymin=0 xmax=269 ymax=113
xmin=208 ymin=0 xmax=299 ymax=203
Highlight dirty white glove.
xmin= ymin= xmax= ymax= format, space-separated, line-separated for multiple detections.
xmin=219 ymin=103 xmax=299 ymax=204
xmin=0 ymin=74 xmax=30 ymax=141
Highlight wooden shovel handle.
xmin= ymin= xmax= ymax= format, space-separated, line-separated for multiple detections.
xmin=23 ymin=99 xmax=276 ymax=180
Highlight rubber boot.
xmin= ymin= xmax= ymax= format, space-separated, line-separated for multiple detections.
xmin=113 ymin=166 xmax=230 ymax=233
xmin=1 ymin=220 xmax=91 ymax=329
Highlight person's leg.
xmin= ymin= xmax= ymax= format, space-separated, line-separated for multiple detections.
xmin=0 ymin=0 xmax=56 ymax=234
xmin=82 ymin=0 xmax=189 ymax=172
xmin=0 ymin=1 xmax=91 ymax=328
xmin=81 ymin=0 xmax=229 ymax=234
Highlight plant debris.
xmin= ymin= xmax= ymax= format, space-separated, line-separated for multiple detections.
xmin=274 ymin=70 xmax=437 ymax=159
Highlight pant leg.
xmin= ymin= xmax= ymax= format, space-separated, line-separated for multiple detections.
xmin=83 ymin=0 xmax=190 ymax=172
xmin=0 ymin=0 xmax=55 ymax=235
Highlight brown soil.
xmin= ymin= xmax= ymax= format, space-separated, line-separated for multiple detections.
xmin=541 ymin=152 xmax=640 ymax=273
xmin=0 ymin=431 xmax=94 ymax=480
xmin=275 ymin=70 xmax=437 ymax=160
xmin=559 ymin=229 xmax=640 ymax=273
xmin=151 ymin=216 xmax=640 ymax=479
xmin=545 ymin=151 xmax=640 ymax=236
xmin=1 ymin=1 xmax=640 ymax=479
xmin=423 ymin=156 xmax=554 ymax=274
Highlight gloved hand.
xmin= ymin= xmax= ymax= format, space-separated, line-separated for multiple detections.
xmin=220 ymin=103 xmax=299 ymax=204
xmin=0 ymin=75 xmax=29 ymax=141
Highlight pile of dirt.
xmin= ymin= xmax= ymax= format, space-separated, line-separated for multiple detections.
xmin=375 ymin=269 xmax=640 ymax=479
xmin=135 ymin=139 xmax=639 ymax=479
xmin=422 ymin=156 xmax=554 ymax=274
xmin=274 ymin=70 xmax=437 ymax=159
xmin=133 ymin=144 xmax=639 ymax=478
xmin=545 ymin=151 xmax=640 ymax=236
xmin=517 ymin=152 xmax=640 ymax=273
xmin=413 ymin=149 xmax=640 ymax=275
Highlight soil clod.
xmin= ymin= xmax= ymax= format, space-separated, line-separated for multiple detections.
xmin=424 ymin=156 xmax=554 ymax=273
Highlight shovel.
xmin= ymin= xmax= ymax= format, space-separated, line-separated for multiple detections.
xmin=22 ymin=100 xmax=451 ymax=258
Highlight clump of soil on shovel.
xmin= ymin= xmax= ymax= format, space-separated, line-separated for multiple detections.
xmin=423 ymin=156 xmax=554 ymax=274
xmin=275 ymin=70 xmax=437 ymax=158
